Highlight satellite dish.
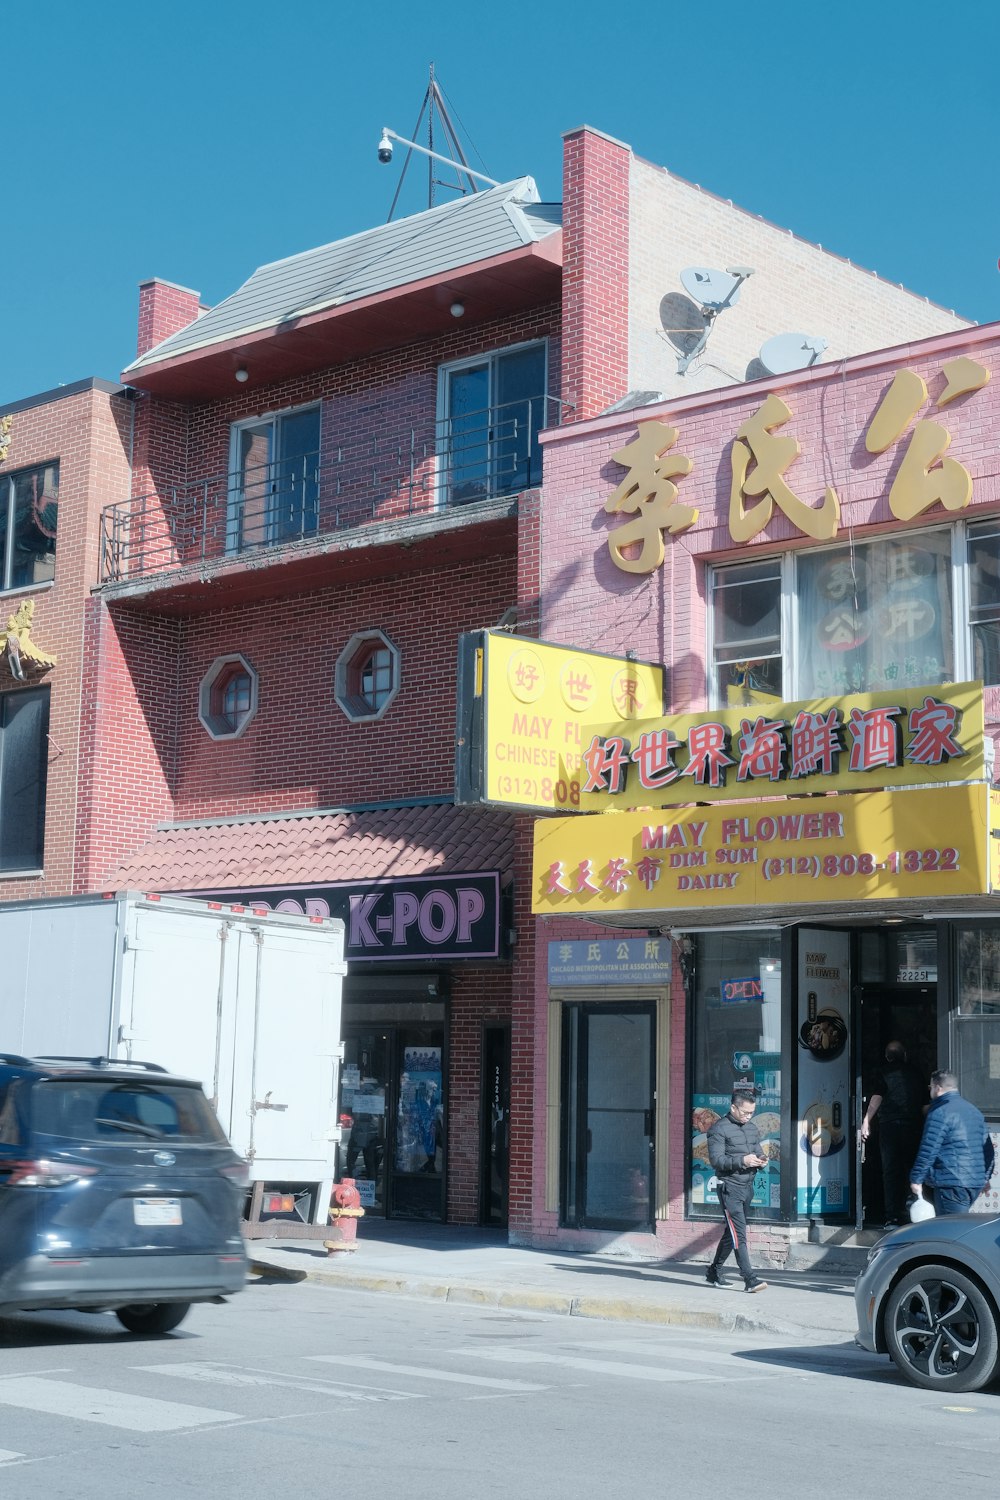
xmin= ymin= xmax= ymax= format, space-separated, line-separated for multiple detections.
xmin=680 ymin=267 xmax=744 ymax=310
xmin=758 ymin=332 xmax=829 ymax=376
xmin=659 ymin=292 xmax=706 ymax=354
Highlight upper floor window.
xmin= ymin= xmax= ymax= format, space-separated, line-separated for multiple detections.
xmin=967 ymin=518 xmax=1000 ymax=687
xmin=335 ymin=630 xmax=400 ymax=723
xmin=1 ymin=461 xmax=58 ymax=591
xmin=199 ymin=654 xmax=259 ymax=740
xmin=228 ymin=406 xmax=320 ymax=552
xmin=0 ymin=685 xmax=50 ymax=872
xmin=710 ymin=525 xmax=973 ymax=707
xmin=711 ymin=558 xmax=783 ymax=706
xmin=438 ymin=342 xmax=547 ymax=506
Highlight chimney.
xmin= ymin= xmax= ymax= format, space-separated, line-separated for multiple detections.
xmin=561 ymin=127 xmax=631 ymax=422
xmin=136 ymin=279 xmax=206 ymax=359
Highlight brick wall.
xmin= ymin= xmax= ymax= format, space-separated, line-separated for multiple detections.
xmin=0 ymin=384 xmax=132 ymax=899
xmin=446 ymin=964 xmax=512 ymax=1224
xmin=628 ymin=153 xmax=969 ymax=402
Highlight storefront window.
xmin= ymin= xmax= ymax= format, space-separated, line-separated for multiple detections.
xmin=689 ymin=931 xmax=782 ymax=1217
xmin=953 ymin=926 xmax=1000 ymax=1121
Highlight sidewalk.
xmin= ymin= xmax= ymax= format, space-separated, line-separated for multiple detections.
xmin=249 ymin=1222 xmax=863 ymax=1340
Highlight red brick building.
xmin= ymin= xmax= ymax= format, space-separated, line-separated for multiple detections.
xmin=1 ymin=125 xmax=970 ymax=1235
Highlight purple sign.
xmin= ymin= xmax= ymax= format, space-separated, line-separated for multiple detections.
xmin=197 ymin=873 xmax=503 ymax=963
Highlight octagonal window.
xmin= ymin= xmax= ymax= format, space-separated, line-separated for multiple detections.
xmin=199 ymin=653 xmax=259 ymax=740
xmin=335 ymin=630 xmax=400 ymax=723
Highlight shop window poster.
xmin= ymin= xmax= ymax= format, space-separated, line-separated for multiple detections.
xmin=691 ymin=1073 xmax=781 ymax=1212
xmin=796 ymin=929 xmax=851 ymax=1216
xmin=397 ymin=1047 xmax=443 ymax=1174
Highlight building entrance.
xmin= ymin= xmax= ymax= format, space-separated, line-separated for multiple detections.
xmin=853 ymin=924 xmax=938 ymax=1229
xmin=339 ymin=1006 xmax=446 ymax=1221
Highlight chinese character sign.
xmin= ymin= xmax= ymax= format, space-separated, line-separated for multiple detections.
xmin=574 ymin=681 xmax=984 ymax=810
xmin=603 ymin=361 xmax=991 ymax=573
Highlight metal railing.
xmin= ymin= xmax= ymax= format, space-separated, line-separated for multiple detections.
xmin=100 ymin=394 xmax=562 ymax=585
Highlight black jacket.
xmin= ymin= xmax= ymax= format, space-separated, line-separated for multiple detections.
xmin=708 ymin=1111 xmax=763 ymax=1183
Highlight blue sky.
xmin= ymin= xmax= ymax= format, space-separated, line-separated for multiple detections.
xmin=3 ymin=1 xmax=997 ymax=406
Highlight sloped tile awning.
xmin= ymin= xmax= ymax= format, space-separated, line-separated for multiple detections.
xmin=102 ymin=802 xmax=515 ymax=894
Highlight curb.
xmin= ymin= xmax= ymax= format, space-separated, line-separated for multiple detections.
xmin=248 ymin=1259 xmax=797 ymax=1336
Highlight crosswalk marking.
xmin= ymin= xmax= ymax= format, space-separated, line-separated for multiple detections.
xmin=0 ymin=1377 xmax=239 ymax=1432
xmin=449 ymin=1347 xmax=721 ymax=1383
xmin=308 ymin=1355 xmax=547 ymax=1392
xmin=139 ymin=1362 xmax=419 ymax=1403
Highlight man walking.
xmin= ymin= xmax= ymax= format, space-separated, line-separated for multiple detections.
xmin=910 ymin=1069 xmax=996 ymax=1216
xmin=861 ymin=1040 xmax=925 ymax=1226
xmin=706 ymin=1091 xmax=768 ymax=1293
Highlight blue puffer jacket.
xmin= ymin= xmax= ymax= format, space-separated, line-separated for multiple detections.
xmin=911 ymin=1091 xmax=995 ymax=1190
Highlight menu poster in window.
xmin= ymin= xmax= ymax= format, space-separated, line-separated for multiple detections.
xmin=691 ymin=1083 xmax=780 ymax=1212
xmin=796 ymin=929 xmax=851 ymax=1216
xmin=397 ymin=1047 xmax=443 ymax=1174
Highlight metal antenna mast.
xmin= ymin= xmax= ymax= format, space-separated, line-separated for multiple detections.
xmin=386 ymin=65 xmax=484 ymax=222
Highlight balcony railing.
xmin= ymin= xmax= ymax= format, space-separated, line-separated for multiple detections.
xmin=100 ymin=394 xmax=562 ymax=585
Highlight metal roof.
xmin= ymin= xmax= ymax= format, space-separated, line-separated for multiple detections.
xmin=126 ymin=179 xmax=560 ymax=374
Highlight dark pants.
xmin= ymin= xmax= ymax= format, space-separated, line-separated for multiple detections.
xmin=711 ymin=1179 xmax=755 ymax=1284
xmin=933 ymin=1184 xmax=978 ymax=1216
xmin=879 ymin=1119 xmax=922 ymax=1221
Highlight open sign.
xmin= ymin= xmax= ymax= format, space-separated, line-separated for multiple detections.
xmin=721 ymin=977 xmax=764 ymax=1003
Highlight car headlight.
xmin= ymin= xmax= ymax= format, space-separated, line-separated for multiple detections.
xmin=866 ymin=1245 xmax=885 ymax=1267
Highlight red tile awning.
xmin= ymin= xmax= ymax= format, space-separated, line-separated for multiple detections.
xmin=101 ymin=802 xmax=515 ymax=894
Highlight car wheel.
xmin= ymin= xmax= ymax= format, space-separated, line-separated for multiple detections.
xmin=115 ymin=1302 xmax=192 ymax=1336
xmin=885 ymin=1264 xmax=1000 ymax=1393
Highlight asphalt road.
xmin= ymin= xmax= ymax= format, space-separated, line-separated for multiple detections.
xmin=0 ymin=1276 xmax=997 ymax=1498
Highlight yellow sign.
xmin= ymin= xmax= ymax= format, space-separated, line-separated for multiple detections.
xmin=580 ymin=680 xmax=983 ymax=810
xmin=532 ymin=785 xmax=991 ymax=917
xmin=605 ymin=359 xmax=991 ymax=571
xmin=471 ymin=633 xmax=664 ymax=812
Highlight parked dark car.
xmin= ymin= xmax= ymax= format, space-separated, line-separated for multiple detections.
xmin=0 ymin=1054 xmax=248 ymax=1334
xmin=855 ymin=1213 xmax=1000 ymax=1392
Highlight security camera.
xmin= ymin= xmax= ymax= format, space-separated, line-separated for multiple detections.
xmin=377 ymin=129 xmax=393 ymax=165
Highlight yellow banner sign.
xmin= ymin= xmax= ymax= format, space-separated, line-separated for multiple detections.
xmin=576 ymin=680 xmax=984 ymax=810
xmin=478 ymin=633 xmax=664 ymax=812
xmin=532 ymin=785 xmax=991 ymax=916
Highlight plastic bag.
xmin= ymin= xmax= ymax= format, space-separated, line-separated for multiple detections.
xmin=909 ymin=1194 xmax=935 ymax=1222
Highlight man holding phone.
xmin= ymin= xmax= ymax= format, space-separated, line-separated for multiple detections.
xmin=706 ymin=1091 xmax=769 ymax=1293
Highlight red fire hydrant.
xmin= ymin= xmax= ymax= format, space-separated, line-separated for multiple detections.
xmin=324 ymin=1178 xmax=365 ymax=1255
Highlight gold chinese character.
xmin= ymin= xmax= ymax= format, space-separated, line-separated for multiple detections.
xmin=729 ymin=394 xmax=839 ymax=543
xmin=605 ymin=421 xmax=697 ymax=574
xmin=865 ymin=360 xmax=990 ymax=522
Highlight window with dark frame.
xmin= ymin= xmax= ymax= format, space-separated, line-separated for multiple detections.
xmin=0 ymin=461 xmax=59 ymax=591
xmin=0 ymin=685 xmax=50 ymax=872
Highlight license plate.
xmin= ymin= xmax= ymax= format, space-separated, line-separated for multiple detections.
xmin=134 ymin=1197 xmax=182 ymax=1226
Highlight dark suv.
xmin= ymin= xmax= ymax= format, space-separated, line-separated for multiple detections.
xmin=0 ymin=1055 xmax=248 ymax=1334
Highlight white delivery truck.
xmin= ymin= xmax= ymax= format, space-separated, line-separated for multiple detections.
xmin=0 ymin=891 xmax=347 ymax=1240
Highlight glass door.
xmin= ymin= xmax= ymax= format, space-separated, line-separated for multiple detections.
xmin=228 ymin=407 xmax=320 ymax=551
xmin=339 ymin=1018 xmax=447 ymax=1221
xmin=440 ymin=343 xmax=547 ymax=506
xmin=562 ymin=1002 xmax=655 ymax=1230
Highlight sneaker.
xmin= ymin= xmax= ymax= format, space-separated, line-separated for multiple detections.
xmin=705 ymin=1266 xmax=728 ymax=1288
xmin=745 ymin=1278 xmax=768 ymax=1294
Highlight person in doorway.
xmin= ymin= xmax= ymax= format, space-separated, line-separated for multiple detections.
xmin=861 ymin=1040 xmax=926 ymax=1226
xmin=706 ymin=1091 xmax=769 ymax=1293
xmin=910 ymin=1069 xmax=996 ymax=1216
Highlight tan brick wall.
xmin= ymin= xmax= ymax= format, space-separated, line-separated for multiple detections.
xmin=628 ymin=154 xmax=970 ymax=401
